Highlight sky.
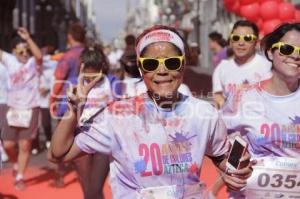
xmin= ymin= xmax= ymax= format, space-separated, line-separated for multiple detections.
xmin=93 ymin=0 xmax=139 ymax=43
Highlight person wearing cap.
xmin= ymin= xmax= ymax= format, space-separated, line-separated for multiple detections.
xmin=49 ymin=25 xmax=254 ymax=199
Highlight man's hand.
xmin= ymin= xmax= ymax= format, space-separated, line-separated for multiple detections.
xmin=17 ymin=27 xmax=31 ymax=41
xmin=40 ymin=87 xmax=49 ymax=97
xmin=67 ymin=64 xmax=102 ymax=108
xmin=213 ymin=92 xmax=225 ymax=109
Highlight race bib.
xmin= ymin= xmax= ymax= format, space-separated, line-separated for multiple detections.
xmin=139 ymin=183 xmax=206 ymax=199
xmin=6 ymin=108 xmax=32 ymax=128
xmin=246 ymin=157 xmax=300 ymax=199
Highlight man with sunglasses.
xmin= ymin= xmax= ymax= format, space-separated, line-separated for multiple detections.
xmin=212 ymin=20 xmax=272 ymax=109
xmin=0 ymin=27 xmax=42 ymax=190
xmin=210 ymin=20 xmax=272 ymax=198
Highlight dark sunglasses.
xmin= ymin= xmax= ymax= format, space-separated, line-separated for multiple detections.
xmin=230 ymin=34 xmax=257 ymax=42
xmin=271 ymin=42 xmax=300 ymax=56
xmin=138 ymin=56 xmax=184 ymax=72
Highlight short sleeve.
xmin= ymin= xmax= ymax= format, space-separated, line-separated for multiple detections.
xmin=178 ymin=84 xmax=193 ymax=96
xmin=1 ymin=52 xmax=16 ymax=70
xmin=205 ymin=111 xmax=229 ymax=157
xmin=54 ymin=56 xmax=70 ymax=80
xmin=74 ymin=108 xmax=113 ymax=155
xmin=212 ymin=62 xmax=223 ymax=93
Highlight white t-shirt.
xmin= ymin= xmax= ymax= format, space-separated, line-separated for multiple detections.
xmin=1 ymin=52 xmax=41 ymax=109
xmin=108 ymin=49 xmax=123 ymax=69
xmin=75 ymin=93 xmax=228 ymax=199
xmin=222 ymin=84 xmax=300 ymax=158
xmin=79 ymin=76 xmax=114 ymax=124
xmin=40 ymin=55 xmax=57 ymax=108
xmin=0 ymin=62 xmax=8 ymax=104
xmin=212 ymin=53 xmax=272 ymax=98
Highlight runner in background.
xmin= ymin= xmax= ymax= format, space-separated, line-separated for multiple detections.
xmin=51 ymin=23 xmax=85 ymax=118
xmin=31 ymin=46 xmax=57 ymax=154
xmin=212 ymin=20 xmax=271 ymax=109
xmin=0 ymin=27 xmax=42 ymax=190
xmin=211 ymin=20 xmax=272 ymax=199
xmin=72 ymin=44 xmax=117 ymax=199
xmin=50 ymin=23 xmax=85 ymax=187
xmin=0 ymin=62 xmax=9 ymax=163
xmin=208 ymin=31 xmax=229 ymax=68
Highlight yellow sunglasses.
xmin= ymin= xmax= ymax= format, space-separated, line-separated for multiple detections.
xmin=138 ymin=56 xmax=184 ymax=72
xmin=15 ymin=48 xmax=29 ymax=55
xmin=271 ymin=42 xmax=300 ymax=56
xmin=230 ymin=34 xmax=257 ymax=42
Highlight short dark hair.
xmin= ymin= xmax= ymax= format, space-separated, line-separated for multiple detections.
xmin=68 ymin=23 xmax=86 ymax=43
xmin=10 ymin=29 xmax=27 ymax=51
xmin=136 ymin=25 xmax=188 ymax=57
xmin=231 ymin=20 xmax=259 ymax=37
xmin=209 ymin=31 xmax=227 ymax=47
xmin=80 ymin=44 xmax=109 ymax=74
xmin=261 ymin=22 xmax=300 ymax=61
xmin=125 ymin=34 xmax=136 ymax=46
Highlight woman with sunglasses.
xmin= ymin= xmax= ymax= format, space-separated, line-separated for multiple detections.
xmin=212 ymin=20 xmax=272 ymax=109
xmin=222 ymin=23 xmax=300 ymax=199
xmin=49 ymin=25 xmax=254 ymax=199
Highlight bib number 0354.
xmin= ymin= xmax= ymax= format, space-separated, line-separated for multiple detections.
xmin=255 ymin=170 xmax=300 ymax=190
xmin=245 ymin=157 xmax=300 ymax=199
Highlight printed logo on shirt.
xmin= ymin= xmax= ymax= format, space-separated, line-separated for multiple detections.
xmin=134 ymin=131 xmax=199 ymax=179
xmin=257 ymin=116 xmax=300 ymax=149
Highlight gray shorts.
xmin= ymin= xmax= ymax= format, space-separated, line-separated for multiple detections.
xmin=1 ymin=107 xmax=40 ymax=141
xmin=0 ymin=104 xmax=6 ymax=130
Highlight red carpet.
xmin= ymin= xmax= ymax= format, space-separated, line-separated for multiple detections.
xmin=0 ymin=158 xmax=227 ymax=199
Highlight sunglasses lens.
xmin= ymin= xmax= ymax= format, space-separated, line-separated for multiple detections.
xmin=244 ymin=35 xmax=253 ymax=42
xmin=16 ymin=49 xmax=28 ymax=55
xmin=142 ymin=59 xmax=159 ymax=71
xmin=165 ymin=57 xmax=182 ymax=70
xmin=280 ymin=44 xmax=295 ymax=55
xmin=231 ymin=35 xmax=240 ymax=42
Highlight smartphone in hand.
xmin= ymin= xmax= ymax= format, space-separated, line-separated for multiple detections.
xmin=226 ymin=136 xmax=248 ymax=170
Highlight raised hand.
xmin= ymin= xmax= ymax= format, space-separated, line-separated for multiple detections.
xmin=67 ymin=64 xmax=102 ymax=108
xmin=17 ymin=27 xmax=30 ymax=41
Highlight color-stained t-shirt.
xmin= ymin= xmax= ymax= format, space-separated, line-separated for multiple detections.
xmin=75 ymin=93 xmax=228 ymax=198
xmin=222 ymin=84 xmax=300 ymax=158
xmin=0 ymin=62 xmax=8 ymax=104
xmin=1 ymin=52 xmax=40 ymax=108
xmin=213 ymin=53 xmax=272 ymax=98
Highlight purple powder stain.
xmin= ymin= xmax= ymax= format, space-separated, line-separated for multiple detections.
xmin=243 ymin=79 xmax=249 ymax=84
xmin=169 ymin=131 xmax=197 ymax=143
xmin=134 ymin=159 xmax=146 ymax=173
xmin=289 ymin=116 xmax=300 ymax=125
